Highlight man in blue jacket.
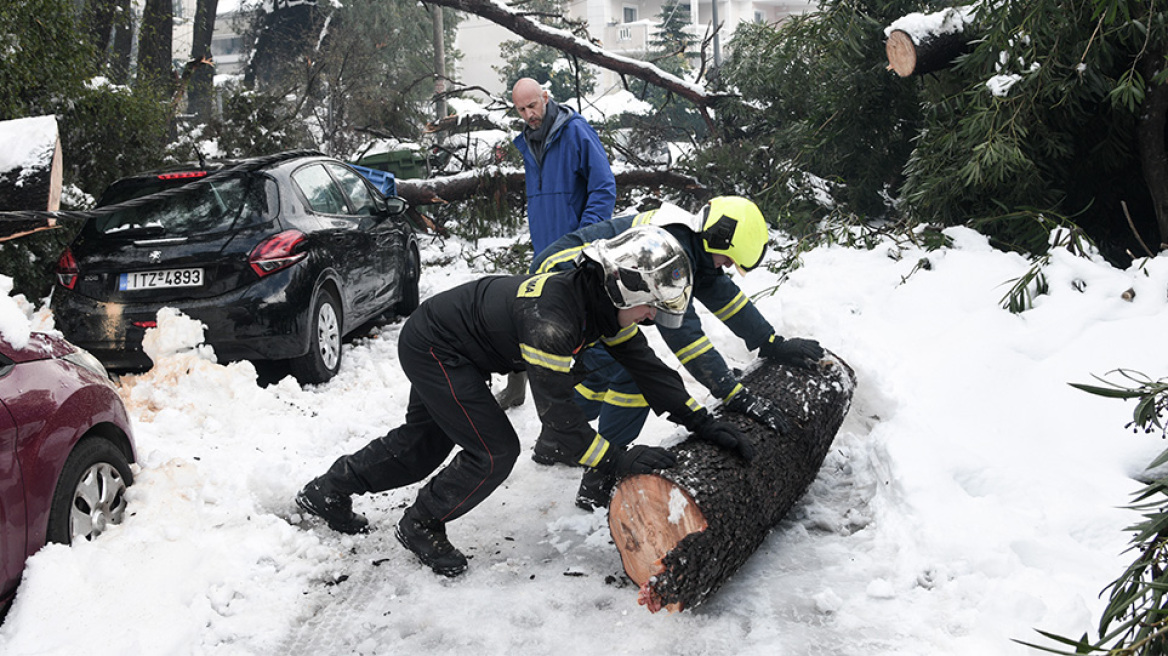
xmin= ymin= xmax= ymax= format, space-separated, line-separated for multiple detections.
xmin=511 ymin=77 xmax=616 ymax=255
xmin=498 ymin=78 xmax=618 ymax=408
xmin=530 ymin=196 xmax=825 ymax=511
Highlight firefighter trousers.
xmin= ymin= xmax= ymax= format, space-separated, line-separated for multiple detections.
xmin=336 ymin=319 xmax=521 ymax=523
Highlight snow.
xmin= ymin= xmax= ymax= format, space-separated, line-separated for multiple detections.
xmin=574 ymin=89 xmax=654 ymax=123
xmin=884 ymin=6 xmax=976 ymax=41
xmin=0 ymin=224 xmax=1166 ymax=655
xmin=987 ymin=73 xmax=1023 ymax=97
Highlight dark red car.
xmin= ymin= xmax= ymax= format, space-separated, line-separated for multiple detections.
xmin=0 ymin=331 xmax=136 ymax=613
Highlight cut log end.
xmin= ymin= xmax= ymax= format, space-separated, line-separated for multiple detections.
xmin=885 ymin=30 xmax=918 ymax=77
xmin=609 ymin=473 xmax=707 ymax=612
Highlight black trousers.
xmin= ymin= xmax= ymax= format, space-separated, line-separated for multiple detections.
xmin=339 ymin=318 xmax=520 ymax=523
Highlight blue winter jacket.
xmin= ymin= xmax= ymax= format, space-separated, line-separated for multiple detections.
xmin=514 ymin=107 xmax=616 ymax=254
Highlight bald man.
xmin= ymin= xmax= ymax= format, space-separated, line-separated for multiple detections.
xmin=498 ymin=78 xmax=617 ymax=409
xmin=510 ymin=77 xmax=615 ymax=256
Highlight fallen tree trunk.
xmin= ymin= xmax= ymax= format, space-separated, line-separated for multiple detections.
xmin=395 ymin=168 xmax=705 ymax=237
xmin=608 ymin=350 xmax=856 ymax=612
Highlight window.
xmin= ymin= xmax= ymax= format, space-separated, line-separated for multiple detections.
xmin=93 ymin=174 xmax=269 ymax=237
xmin=326 ymin=164 xmax=381 ymax=216
xmin=293 ymin=164 xmax=349 ymax=215
xmin=623 ymin=6 xmax=637 ymax=22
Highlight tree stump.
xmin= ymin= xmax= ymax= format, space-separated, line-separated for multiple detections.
xmin=0 ymin=115 xmax=62 ymax=214
xmin=608 ymin=351 xmax=856 ymax=613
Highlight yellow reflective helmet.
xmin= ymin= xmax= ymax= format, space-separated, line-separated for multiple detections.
xmin=700 ymin=196 xmax=769 ymax=272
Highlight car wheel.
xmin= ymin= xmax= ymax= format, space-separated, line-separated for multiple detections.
xmin=291 ymin=287 xmax=342 ymax=384
xmin=394 ymin=243 xmax=420 ymax=317
xmin=46 ymin=437 xmax=133 ymax=546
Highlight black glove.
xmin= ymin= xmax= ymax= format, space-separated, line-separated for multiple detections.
xmin=608 ymin=445 xmax=678 ymax=477
xmin=759 ymin=336 xmax=824 ymax=369
xmin=725 ymin=388 xmax=791 ymax=434
xmin=683 ymin=410 xmax=756 ymax=461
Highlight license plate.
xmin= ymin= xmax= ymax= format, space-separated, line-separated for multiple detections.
xmin=119 ymin=268 xmax=204 ymax=291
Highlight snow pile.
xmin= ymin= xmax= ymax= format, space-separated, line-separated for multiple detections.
xmin=0 ymin=276 xmax=33 ymax=348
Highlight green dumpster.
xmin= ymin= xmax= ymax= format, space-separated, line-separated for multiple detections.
xmin=355 ymin=149 xmax=429 ymax=180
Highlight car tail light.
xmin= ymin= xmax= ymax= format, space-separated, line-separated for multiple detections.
xmin=131 ymin=320 xmax=157 ymax=329
xmin=157 ymin=171 xmax=208 ymax=180
xmin=56 ymin=249 xmax=79 ymax=289
xmin=250 ymin=230 xmax=308 ymax=277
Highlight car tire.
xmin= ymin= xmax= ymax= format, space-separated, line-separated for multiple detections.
xmin=394 ymin=243 xmax=420 ymax=317
xmin=291 ymin=287 xmax=343 ymax=384
xmin=46 ymin=436 xmax=134 ymax=546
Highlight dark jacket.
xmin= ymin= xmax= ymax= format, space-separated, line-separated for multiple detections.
xmin=531 ymin=211 xmax=777 ymax=401
xmin=413 ymin=263 xmax=700 ymax=468
xmin=514 ymin=105 xmax=616 ymax=255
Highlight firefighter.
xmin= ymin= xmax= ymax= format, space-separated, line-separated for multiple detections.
xmin=529 ymin=196 xmax=824 ymax=511
xmin=294 ymin=226 xmax=752 ymax=577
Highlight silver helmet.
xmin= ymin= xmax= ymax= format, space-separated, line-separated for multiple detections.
xmin=579 ymin=225 xmax=693 ymax=328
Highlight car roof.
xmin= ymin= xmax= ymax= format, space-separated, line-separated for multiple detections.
xmin=97 ymin=150 xmax=330 ymax=208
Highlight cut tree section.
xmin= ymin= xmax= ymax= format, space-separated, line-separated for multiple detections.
xmin=608 ymin=351 xmax=856 ymax=612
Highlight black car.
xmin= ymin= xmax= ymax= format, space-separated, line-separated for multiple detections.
xmin=51 ymin=150 xmax=421 ymax=384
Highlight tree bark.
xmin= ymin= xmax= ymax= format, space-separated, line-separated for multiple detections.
xmin=1137 ymin=49 xmax=1168 ymax=252
xmin=885 ymin=28 xmax=970 ymax=77
xmin=608 ymin=351 xmax=856 ymax=613
xmin=109 ymin=0 xmax=134 ymax=85
xmin=394 ymin=168 xmax=704 ymax=214
xmin=138 ymin=0 xmax=174 ymax=92
xmin=188 ymin=0 xmax=220 ymax=121
xmin=84 ymin=0 xmax=118 ymax=55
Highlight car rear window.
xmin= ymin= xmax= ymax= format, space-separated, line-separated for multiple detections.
xmin=89 ymin=174 xmax=274 ymax=238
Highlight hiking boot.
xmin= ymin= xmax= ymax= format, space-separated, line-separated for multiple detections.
xmin=530 ymin=437 xmax=564 ymax=466
xmin=295 ymin=478 xmax=369 ymax=535
xmin=575 ymin=468 xmax=617 ymax=512
xmin=495 ymin=371 xmax=527 ymax=409
xmin=395 ymin=508 xmax=468 ymax=577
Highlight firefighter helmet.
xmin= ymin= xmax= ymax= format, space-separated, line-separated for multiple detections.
xmin=700 ymin=196 xmax=769 ymax=272
xmin=580 ymin=226 xmax=693 ymax=328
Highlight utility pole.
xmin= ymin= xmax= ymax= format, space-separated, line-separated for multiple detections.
xmin=711 ymin=0 xmax=721 ymax=67
xmin=432 ymin=8 xmax=447 ymax=121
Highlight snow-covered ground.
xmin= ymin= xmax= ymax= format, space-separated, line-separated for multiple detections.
xmin=1 ymin=224 xmax=1166 ymax=655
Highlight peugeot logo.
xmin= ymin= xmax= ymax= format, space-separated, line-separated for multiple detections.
xmin=149 ymin=251 xmax=162 ymax=263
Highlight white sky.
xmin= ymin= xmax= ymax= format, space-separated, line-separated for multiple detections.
xmin=1 ymin=221 xmax=1165 ymax=655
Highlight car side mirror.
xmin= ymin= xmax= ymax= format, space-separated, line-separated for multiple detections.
xmin=384 ymin=196 xmax=408 ymax=216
